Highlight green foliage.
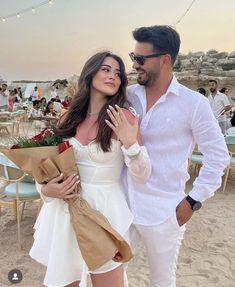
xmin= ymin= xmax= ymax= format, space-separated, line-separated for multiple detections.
xmin=15 ymin=135 xmax=62 ymax=148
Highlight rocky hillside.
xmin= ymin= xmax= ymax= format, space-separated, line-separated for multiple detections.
xmin=173 ymin=50 xmax=235 ymax=94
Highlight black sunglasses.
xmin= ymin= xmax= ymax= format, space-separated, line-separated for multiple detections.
xmin=129 ymin=52 xmax=167 ymax=65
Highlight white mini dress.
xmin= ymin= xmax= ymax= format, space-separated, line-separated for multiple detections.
xmin=29 ymin=138 xmax=134 ymax=287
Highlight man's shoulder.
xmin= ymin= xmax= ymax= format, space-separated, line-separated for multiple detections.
xmin=178 ymin=83 xmax=206 ymax=104
xmin=127 ymin=84 xmax=141 ymax=94
xmin=127 ymin=84 xmax=144 ymax=103
xmin=217 ymin=91 xmax=228 ymax=99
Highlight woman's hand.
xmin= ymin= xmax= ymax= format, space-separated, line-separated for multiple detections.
xmin=105 ymin=105 xmax=139 ymax=148
xmin=41 ymin=173 xmax=80 ymax=200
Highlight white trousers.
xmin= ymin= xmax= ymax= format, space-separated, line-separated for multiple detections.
xmin=218 ymin=120 xmax=227 ymax=136
xmin=128 ymin=213 xmax=186 ymax=287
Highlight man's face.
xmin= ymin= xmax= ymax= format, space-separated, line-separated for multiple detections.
xmin=208 ymin=81 xmax=217 ymax=93
xmin=131 ymin=42 xmax=162 ymax=86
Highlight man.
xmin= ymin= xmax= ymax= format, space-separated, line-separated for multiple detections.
xmin=208 ymin=79 xmax=231 ymax=135
xmin=125 ymin=25 xmax=230 ymax=287
xmin=30 ymin=86 xmax=39 ymax=102
xmin=50 ymin=86 xmax=58 ymax=99
xmin=0 ymin=83 xmax=10 ymax=111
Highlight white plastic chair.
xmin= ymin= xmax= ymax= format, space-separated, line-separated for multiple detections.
xmin=226 ymin=127 xmax=235 ymax=136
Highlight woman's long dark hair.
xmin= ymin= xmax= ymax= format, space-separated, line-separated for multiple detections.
xmin=55 ymin=51 xmax=128 ymax=152
xmin=44 ymin=101 xmax=54 ymax=116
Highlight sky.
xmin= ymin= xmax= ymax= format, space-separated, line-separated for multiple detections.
xmin=0 ymin=0 xmax=235 ymax=81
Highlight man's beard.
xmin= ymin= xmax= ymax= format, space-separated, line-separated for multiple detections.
xmin=210 ymin=88 xmax=216 ymax=93
xmin=137 ymin=76 xmax=149 ymax=86
xmin=136 ymin=69 xmax=159 ymax=86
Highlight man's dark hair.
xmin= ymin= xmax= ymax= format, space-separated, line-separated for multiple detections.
xmin=132 ymin=25 xmax=181 ymax=64
xmin=198 ymin=87 xmax=206 ymax=96
xmin=208 ymin=79 xmax=217 ymax=85
xmin=219 ymin=87 xmax=227 ymax=94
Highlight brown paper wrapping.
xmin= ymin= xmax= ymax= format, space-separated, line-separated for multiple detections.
xmin=0 ymin=146 xmax=59 ymax=183
xmin=1 ymin=146 xmax=133 ymax=270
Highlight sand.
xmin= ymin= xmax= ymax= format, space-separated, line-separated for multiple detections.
xmin=0 ymin=172 xmax=234 ymax=287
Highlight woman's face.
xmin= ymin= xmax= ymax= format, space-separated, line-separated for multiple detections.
xmin=91 ymin=56 xmax=121 ymax=97
xmin=49 ymin=103 xmax=54 ymax=111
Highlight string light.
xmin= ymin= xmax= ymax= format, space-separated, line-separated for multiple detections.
xmin=172 ymin=0 xmax=197 ymax=27
xmin=0 ymin=0 xmax=55 ymax=22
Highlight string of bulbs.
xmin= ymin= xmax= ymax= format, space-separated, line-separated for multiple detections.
xmin=172 ymin=0 xmax=197 ymax=27
xmin=1 ymin=0 xmax=197 ymax=25
xmin=0 ymin=0 xmax=54 ymax=22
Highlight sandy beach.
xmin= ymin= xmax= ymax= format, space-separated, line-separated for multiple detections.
xmin=0 ymin=170 xmax=234 ymax=287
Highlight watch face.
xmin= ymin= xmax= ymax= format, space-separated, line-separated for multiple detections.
xmin=193 ymin=202 xmax=202 ymax=211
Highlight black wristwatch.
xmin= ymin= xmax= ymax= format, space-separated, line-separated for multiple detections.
xmin=185 ymin=195 xmax=202 ymax=211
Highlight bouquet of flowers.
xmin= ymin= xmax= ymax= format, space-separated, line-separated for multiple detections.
xmin=0 ymin=128 xmax=76 ymax=184
xmin=0 ymin=128 xmax=133 ymax=270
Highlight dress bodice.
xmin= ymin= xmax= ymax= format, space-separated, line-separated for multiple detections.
xmin=69 ymin=137 xmax=124 ymax=185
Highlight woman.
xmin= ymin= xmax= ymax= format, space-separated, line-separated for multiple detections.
xmin=43 ymin=100 xmax=57 ymax=117
xmin=29 ymin=51 xmax=151 ymax=287
xmin=8 ymin=90 xmax=17 ymax=111
xmin=61 ymin=95 xmax=70 ymax=109
xmin=30 ymin=100 xmax=46 ymax=130
xmin=39 ymin=97 xmax=47 ymax=112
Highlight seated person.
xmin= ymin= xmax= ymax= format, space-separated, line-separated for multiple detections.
xmin=39 ymin=97 xmax=47 ymax=112
xmin=31 ymin=100 xmax=43 ymax=117
xmin=61 ymin=96 xmax=70 ymax=109
xmin=44 ymin=101 xmax=57 ymax=117
xmin=30 ymin=100 xmax=46 ymax=130
xmin=55 ymin=95 xmax=61 ymax=103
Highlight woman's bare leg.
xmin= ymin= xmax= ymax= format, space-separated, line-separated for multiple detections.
xmin=91 ymin=265 xmax=124 ymax=287
xmin=64 ymin=280 xmax=80 ymax=287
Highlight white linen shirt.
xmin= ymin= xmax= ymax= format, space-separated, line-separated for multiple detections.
xmin=208 ymin=91 xmax=230 ymax=122
xmin=0 ymin=90 xmax=9 ymax=107
xmin=126 ymin=76 xmax=230 ymax=226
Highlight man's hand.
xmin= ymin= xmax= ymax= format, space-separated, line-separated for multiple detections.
xmin=175 ymin=198 xmax=193 ymax=226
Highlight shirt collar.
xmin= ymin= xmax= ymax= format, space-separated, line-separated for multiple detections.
xmin=132 ymin=74 xmax=180 ymax=109
xmin=209 ymin=90 xmax=222 ymax=97
xmin=134 ymin=74 xmax=180 ymax=97
xmin=164 ymin=75 xmax=180 ymax=97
